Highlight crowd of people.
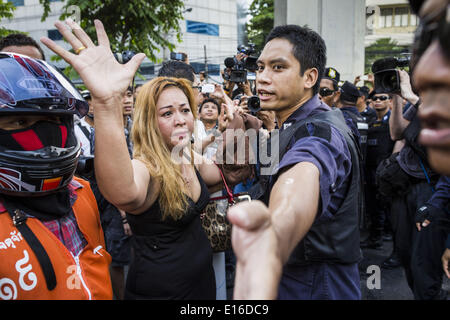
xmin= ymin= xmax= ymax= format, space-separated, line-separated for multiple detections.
xmin=0 ymin=0 xmax=448 ymax=301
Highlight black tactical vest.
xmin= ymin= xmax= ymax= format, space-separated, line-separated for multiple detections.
xmin=343 ymin=109 xmax=368 ymax=163
xmin=366 ymin=119 xmax=394 ymax=168
xmin=250 ymin=109 xmax=363 ymax=265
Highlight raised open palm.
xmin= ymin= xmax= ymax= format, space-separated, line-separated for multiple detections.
xmin=40 ymin=19 xmax=145 ymax=103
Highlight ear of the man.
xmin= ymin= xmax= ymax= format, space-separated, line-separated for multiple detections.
xmin=333 ymin=90 xmax=341 ymax=104
xmin=303 ymin=68 xmax=319 ymax=90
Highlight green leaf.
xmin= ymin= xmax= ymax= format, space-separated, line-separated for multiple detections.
xmin=39 ymin=0 xmax=184 ymax=63
xmin=246 ymin=0 xmax=274 ymax=53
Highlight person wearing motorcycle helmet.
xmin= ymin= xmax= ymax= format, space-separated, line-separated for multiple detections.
xmin=0 ymin=52 xmax=112 ymax=300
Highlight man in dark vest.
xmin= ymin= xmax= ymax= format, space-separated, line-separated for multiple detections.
xmin=358 ymin=86 xmax=377 ymax=124
xmin=336 ymin=81 xmax=369 ymax=161
xmin=227 ymin=25 xmax=362 ymax=299
xmin=361 ymin=90 xmax=395 ymax=249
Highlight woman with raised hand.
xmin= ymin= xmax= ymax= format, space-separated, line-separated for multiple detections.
xmin=41 ymin=19 xmax=238 ymax=299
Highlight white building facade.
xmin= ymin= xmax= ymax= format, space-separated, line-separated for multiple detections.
xmin=275 ymin=0 xmax=366 ymax=83
xmin=365 ymin=0 xmax=419 ymax=47
xmin=1 ymin=0 xmax=243 ymax=82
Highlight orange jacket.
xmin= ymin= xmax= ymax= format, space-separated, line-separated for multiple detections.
xmin=0 ymin=177 xmax=112 ymax=300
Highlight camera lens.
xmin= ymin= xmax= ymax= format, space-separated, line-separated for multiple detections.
xmin=380 ymin=70 xmax=399 ymax=93
xmin=247 ymin=95 xmax=261 ymax=114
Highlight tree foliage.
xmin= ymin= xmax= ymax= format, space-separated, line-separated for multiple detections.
xmin=0 ymin=0 xmax=21 ymax=37
xmin=246 ymin=0 xmax=274 ymax=53
xmin=365 ymin=37 xmax=409 ymax=74
xmin=39 ymin=0 xmax=185 ymax=62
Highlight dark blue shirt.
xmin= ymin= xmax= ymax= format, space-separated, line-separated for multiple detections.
xmin=271 ymin=95 xmax=359 ymax=299
xmin=340 ymin=105 xmax=362 ymax=142
xmin=425 ymin=175 xmax=450 ymax=248
xmin=274 ymin=95 xmax=353 ymax=223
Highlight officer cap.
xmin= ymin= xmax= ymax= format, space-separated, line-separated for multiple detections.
xmin=340 ymin=81 xmax=362 ymax=104
xmin=323 ymin=67 xmax=340 ymax=84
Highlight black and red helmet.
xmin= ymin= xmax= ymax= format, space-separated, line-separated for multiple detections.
xmin=0 ymin=52 xmax=89 ymax=196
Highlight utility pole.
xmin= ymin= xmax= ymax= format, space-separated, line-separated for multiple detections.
xmin=204 ymin=45 xmax=209 ymax=82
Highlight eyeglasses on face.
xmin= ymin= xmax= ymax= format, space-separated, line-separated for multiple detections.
xmin=372 ymin=95 xmax=390 ymax=101
xmin=319 ymin=87 xmax=335 ymax=97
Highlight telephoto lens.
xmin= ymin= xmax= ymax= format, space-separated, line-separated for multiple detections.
xmin=247 ymin=95 xmax=261 ymax=114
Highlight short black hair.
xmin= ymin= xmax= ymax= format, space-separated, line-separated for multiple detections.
xmin=0 ymin=33 xmax=45 ymax=60
xmin=265 ymin=25 xmax=327 ymax=95
xmin=199 ymin=98 xmax=221 ymax=115
xmin=158 ymin=60 xmax=195 ymax=82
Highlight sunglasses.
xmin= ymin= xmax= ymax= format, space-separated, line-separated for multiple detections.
xmin=413 ymin=4 xmax=450 ymax=61
xmin=372 ymin=95 xmax=390 ymax=101
xmin=319 ymin=87 xmax=335 ymax=97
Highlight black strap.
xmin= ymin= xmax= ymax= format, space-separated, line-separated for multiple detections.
xmin=77 ymin=123 xmax=91 ymax=141
xmin=3 ymin=202 xmax=57 ymax=291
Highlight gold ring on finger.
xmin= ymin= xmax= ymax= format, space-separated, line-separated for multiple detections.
xmin=75 ymin=46 xmax=86 ymax=55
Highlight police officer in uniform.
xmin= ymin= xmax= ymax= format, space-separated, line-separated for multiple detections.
xmin=319 ymin=67 xmax=341 ymax=108
xmin=228 ymin=25 xmax=363 ymax=300
xmin=336 ymin=81 xmax=369 ymax=162
xmin=358 ymin=86 xmax=377 ymax=124
xmin=361 ymin=91 xmax=395 ymax=249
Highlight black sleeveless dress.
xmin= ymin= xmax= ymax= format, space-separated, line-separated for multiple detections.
xmin=124 ymin=169 xmax=216 ymax=300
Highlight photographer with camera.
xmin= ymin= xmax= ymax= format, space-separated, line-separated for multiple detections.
xmin=374 ymin=49 xmax=443 ymax=298
xmin=223 ymin=45 xmax=258 ymax=100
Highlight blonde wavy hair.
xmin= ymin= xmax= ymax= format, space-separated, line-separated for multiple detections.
xmin=132 ymin=77 xmax=197 ymax=221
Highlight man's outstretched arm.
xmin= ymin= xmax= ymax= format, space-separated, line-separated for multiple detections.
xmin=228 ymin=161 xmax=320 ymax=299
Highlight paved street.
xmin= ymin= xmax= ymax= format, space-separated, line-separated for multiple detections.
xmin=359 ymin=235 xmax=450 ymax=300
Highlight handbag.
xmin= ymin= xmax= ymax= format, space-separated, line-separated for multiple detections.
xmin=201 ymin=166 xmax=251 ymax=253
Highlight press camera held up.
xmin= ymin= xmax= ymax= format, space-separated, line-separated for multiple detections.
xmin=372 ymin=55 xmax=411 ymax=93
xmin=223 ymin=44 xmax=259 ymax=83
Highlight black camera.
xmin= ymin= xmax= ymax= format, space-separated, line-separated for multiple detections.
xmin=76 ymin=155 xmax=95 ymax=180
xmin=223 ymin=44 xmax=259 ymax=83
xmin=114 ymin=50 xmax=136 ymax=64
xmin=372 ymin=56 xmax=410 ymax=93
xmin=247 ymin=95 xmax=261 ymax=114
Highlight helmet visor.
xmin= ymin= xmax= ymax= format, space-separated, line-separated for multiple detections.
xmin=0 ymin=52 xmax=88 ymax=117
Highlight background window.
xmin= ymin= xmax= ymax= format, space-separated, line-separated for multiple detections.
xmin=190 ymin=62 xmax=220 ymax=76
xmin=138 ymin=64 xmax=154 ymax=75
xmin=186 ymin=21 xmax=219 ymax=36
xmin=379 ymin=8 xmax=393 ymax=28
xmin=395 ymin=7 xmax=409 ymax=27
xmin=410 ymin=14 xmax=419 ymax=26
xmin=7 ymin=0 xmax=24 ymax=6
xmin=47 ymin=29 xmax=63 ymax=41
